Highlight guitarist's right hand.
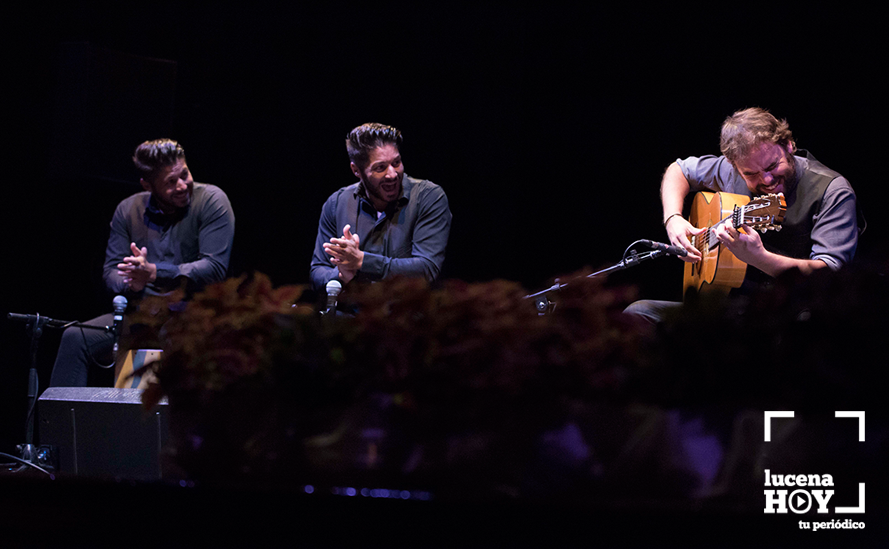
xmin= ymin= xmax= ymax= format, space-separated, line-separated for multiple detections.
xmin=665 ymin=216 xmax=704 ymax=263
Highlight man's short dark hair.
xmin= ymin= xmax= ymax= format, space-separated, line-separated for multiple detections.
xmin=720 ymin=108 xmax=794 ymax=165
xmin=133 ymin=139 xmax=186 ymax=181
xmin=346 ymin=123 xmax=402 ymax=170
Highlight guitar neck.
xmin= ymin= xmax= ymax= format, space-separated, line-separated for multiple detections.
xmin=694 ymin=199 xmax=773 ymax=253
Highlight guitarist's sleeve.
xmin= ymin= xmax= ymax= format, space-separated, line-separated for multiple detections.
xmin=677 ymin=155 xmax=748 ymax=194
xmin=810 ymin=178 xmax=859 ymax=270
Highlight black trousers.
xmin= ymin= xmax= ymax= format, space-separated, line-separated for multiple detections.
xmin=48 ymin=313 xmax=116 ymax=387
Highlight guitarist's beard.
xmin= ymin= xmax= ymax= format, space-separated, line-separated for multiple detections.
xmin=754 ymin=150 xmax=799 ymax=197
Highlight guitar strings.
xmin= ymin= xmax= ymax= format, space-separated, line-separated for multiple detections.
xmin=693 ymin=212 xmax=771 ymax=253
xmin=690 ymin=194 xmax=783 ymax=256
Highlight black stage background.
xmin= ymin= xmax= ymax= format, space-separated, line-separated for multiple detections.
xmin=2 ymin=3 xmax=887 ymax=541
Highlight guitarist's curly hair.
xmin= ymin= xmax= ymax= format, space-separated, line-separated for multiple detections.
xmin=720 ymin=107 xmax=794 ymax=165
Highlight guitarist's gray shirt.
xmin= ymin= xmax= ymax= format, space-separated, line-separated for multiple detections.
xmin=676 ymin=152 xmax=859 ymax=270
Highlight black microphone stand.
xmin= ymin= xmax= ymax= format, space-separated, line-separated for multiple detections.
xmin=5 ymin=312 xmax=112 ymax=473
xmin=524 ymin=240 xmax=675 ymax=315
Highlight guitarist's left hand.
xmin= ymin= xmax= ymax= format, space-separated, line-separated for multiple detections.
xmin=715 ymin=222 xmax=766 ymax=270
xmin=717 ymin=221 xmax=831 ymax=278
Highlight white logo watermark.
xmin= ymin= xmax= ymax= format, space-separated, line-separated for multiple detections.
xmin=763 ymin=411 xmax=865 ymax=531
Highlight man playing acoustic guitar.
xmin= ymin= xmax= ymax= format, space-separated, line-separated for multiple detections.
xmin=626 ymin=107 xmax=861 ymax=324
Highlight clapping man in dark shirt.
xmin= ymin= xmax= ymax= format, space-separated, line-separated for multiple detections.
xmin=310 ymin=123 xmax=452 ymax=292
xmin=49 ymin=139 xmax=235 ymax=386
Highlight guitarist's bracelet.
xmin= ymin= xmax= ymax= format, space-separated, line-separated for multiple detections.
xmin=663 ymin=213 xmax=683 ymax=227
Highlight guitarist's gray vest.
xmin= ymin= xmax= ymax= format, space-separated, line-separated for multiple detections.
xmin=744 ymin=151 xmax=837 ymax=287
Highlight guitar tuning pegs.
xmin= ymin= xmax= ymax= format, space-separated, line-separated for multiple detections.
xmin=760 ymin=228 xmax=767 ymax=234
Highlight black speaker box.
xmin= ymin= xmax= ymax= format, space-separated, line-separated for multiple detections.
xmin=38 ymin=387 xmax=170 ymax=480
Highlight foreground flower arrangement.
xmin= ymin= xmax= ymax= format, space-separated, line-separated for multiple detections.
xmin=131 ymin=267 xmax=888 ymax=505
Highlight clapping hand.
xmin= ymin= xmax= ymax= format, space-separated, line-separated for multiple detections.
xmin=117 ymin=242 xmax=157 ymax=291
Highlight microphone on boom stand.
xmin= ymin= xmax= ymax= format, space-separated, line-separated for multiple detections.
xmin=524 ymin=238 xmax=685 ymax=315
xmin=637 ymin=239 xmax=688 ymax=257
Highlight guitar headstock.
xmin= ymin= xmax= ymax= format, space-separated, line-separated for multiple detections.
xmin=733 ymin=193 xmax=786 ymax=233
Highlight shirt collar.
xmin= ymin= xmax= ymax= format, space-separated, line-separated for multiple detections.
xmin=146 ymin=194 xmax=165 ymax=216
xmin=145 ymin=193 xmax=186 ymax=224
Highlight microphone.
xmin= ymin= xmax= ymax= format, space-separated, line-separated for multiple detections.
xmin=6 ymin=313 xmax=70 ymax=328
xmin=325 ymin=280 xmax=342 ymax=316
xmin=639 ymin=239 xmax=688 ymax=257
xmin=111 ymin=295 xmax=128 ymax=355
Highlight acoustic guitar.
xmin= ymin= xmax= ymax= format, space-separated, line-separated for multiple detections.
xmin=683 ymin=191 xmax=786 ymax=296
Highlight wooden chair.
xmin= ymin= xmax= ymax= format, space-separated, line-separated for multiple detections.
xmin=114 ymin=349 xmax=162 ymax=389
